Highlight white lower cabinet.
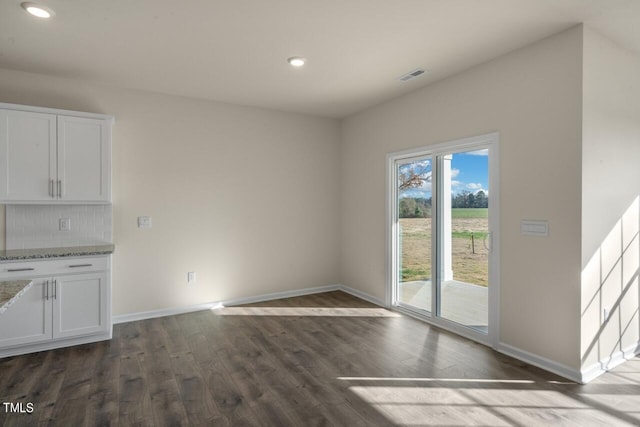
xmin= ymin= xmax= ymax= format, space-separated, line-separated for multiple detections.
xmin=0 ymin=279 xmax=51 ymax=348
xmin=0 ymin=256 xmax=111 ymax=357
xmin=53 ymin=272 xmax=109 ymax=339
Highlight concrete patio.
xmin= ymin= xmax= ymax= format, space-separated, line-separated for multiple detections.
xmin=399 ymin=280 xmax=488 ymax=332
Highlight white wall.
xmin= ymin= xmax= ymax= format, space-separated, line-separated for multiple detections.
xmin=581 ymin=28 xmax=640 ymax=374
xmin=340 ymin=27 xmax=584 ymax=369
xmin=0 ymin=68 xmax=342 ymax=315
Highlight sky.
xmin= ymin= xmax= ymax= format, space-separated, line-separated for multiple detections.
xmin=399 ymin=149 xmax=488 ymax=199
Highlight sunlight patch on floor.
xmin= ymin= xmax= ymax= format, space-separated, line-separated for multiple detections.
xmin=341 ymin=377 xmax=640 ymax=426
xmin=211 ymin=306 xmax=402 ymax=317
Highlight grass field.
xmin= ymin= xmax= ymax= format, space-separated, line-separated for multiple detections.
xmin=452 ymin=208 xmax=488 ymax=218
xmin=400 ymin=208 xmax=488 ymax=286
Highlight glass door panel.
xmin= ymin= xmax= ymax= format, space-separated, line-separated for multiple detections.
xmin=437 ymin=149 xmax=489 ymax=332
xmin=396 ymin=157 xmax=432 ymax=313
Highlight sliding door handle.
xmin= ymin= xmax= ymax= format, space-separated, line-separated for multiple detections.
xmin=483 ymin=232 xmax=493 ymax=254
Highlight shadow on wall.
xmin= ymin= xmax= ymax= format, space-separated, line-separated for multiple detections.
xmin=582 ymin=196 xmax=640 ymax=378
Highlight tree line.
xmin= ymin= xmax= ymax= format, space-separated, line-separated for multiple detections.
xmin=399 ymin=190 xmax=488 ymax=218
xmin=399 ymin=197 xmax=431 ymax=218
xmin=452 ymin=190 xmax=488 ymax=209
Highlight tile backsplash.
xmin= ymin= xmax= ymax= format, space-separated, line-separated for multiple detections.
xmin=6 ymin=205 xmax=112 ymax=249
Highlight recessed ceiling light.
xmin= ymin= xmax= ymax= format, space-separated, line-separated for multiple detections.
xmin=21 ymin=2 xmax=54 ymax=18
xmin=287 ymin=57 xmax=306 ymax=67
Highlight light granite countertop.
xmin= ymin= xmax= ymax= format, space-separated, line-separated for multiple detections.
xmin=0 ymin=244 xmax=115 ymax=262
xmin=0 ymin=280 xmax=33 ymax=314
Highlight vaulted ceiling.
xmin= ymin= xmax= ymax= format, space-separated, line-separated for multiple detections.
xmin=1 ymin=0 xmax=639 ymax=117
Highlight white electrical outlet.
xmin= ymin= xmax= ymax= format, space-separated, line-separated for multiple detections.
xmin=137 ymin=216 xmax=152 ymax=229
xmin=59 ymin=218 xmax=71 ymax=231
xmin=187 ymin=272 xmax=196 ymax=284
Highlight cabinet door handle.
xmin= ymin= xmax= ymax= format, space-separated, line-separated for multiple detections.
xmin=68 ymin=264 xmax=93 ymax=268
xmin=53 ymin=280 xmax=57 ymax=300
xmin=49 ymin=179 xmax=54 ymax=198
xmin=45 ymin=280 xmax=49 ymax=300
xmin=7 ymin=267 xmax=35 ymax=272
xmin=57 ymin=180 xmax=62 ymax=198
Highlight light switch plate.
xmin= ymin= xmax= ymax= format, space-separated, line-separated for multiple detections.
xmin=521 ymin=220 xmax=548 ymax=236
xmin=137 ymin=216 xmax=152 ymax=228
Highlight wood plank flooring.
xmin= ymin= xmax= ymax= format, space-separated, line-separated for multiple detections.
xmin=1 ymin=291 xmax=639 ymax=426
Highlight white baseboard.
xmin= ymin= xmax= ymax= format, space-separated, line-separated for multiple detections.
xmin=497 ymin=342 xmax=582 ymax=383
xmin=581 ymin=342 xmax=640 ymax=383
xmin=113 ymin=284 xmax=343 ymax=324
xmin=223 ymin=284 xmax=343 ymax=307
xmin=112 ymin=301 xmax=223 ymax=324
xmin=339 ymin=285 xmax=386 ymax=307
xmin=0 ymin=330 xmax=112 ymax=359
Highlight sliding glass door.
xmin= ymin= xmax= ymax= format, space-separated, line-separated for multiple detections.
xmin=390 ymin=134 xmax=498 ymax=344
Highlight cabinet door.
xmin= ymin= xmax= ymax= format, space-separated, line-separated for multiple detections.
xmin=52 ymin=272 xmax=109 ymax=339
xmin=0 ymin=279 xmax=52 ymax=348
xmin=57 ymin=116 xmax=111 ymax=202
xmin=0 ymin=109 xmax=57 ymax=201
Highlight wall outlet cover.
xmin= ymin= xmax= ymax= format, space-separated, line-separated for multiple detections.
xmin=137 ymin=216 xmax=152 ymax=228
xmin=59 ymin=218 xmax=71 ymax=232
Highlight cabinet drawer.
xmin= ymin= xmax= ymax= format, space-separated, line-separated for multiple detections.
xmin=0 ymin=256 xmax=109 ymax=278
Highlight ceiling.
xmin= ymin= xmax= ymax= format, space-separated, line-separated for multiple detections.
xmin=1 ymin=0 xmax=639 ymax=118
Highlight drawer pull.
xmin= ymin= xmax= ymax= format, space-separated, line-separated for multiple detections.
xmin=7 ymin=267 xmax=35 ymax=272
xmin=68 ymin=264 xmax=93 ymax=268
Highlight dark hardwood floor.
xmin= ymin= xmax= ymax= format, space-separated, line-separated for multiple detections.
xmin=1 ymin=291 xmax=639 ymax=426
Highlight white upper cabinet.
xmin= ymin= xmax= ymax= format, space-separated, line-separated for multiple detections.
xmin=57 ymin=116 xmax=111 ymax=202
xmin=0 ymin=103 xmax=112 ymax=204
xmin=0 ymin=109 xmax=57 ymax=202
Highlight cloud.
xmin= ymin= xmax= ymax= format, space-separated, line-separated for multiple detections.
xmin=401 ymin=186 xmax=432 ymax=198
xmin=449 ymin=181 xmax=489 ymax=196
xmin=399 ymin=160 xmax=430 ymax=175
xmin=468 ymin=185 xmax=489 ymax=195
xmin=451 ymin=168 xmax=460 ymax=178
xmin=466 ymin=149 xmax=488 ymax=156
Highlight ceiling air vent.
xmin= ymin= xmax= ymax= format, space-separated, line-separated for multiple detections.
xmin=398 ymin=68 xmax=426 ymax=82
